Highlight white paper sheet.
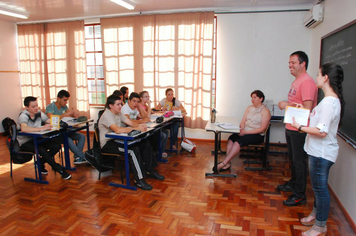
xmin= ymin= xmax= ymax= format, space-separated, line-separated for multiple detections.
xmin=283 ymin=106 xmax=310 ymax=126
xmin=217 ymin=123 xmax=240 ymax=130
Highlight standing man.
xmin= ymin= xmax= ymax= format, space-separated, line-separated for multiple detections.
xmin=46 ymin=90 xmax=86 ymax=164
xmin=98 ymin=94 xmax=164 ymax=190
xmin=278 ymin=51 xmax=318 ymax=206
xmin=18 ymin=96 xmax=71 ymax=179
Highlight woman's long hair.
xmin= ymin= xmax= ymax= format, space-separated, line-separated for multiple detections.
xmin=321 ymin=63 xmax=345 ymax=127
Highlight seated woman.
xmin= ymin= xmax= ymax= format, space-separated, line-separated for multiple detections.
xmin=213 ymin=90 xmax=271 ymax=171
xmin=112 ymin=90 xmax=125 ymax=106
xmin=139 ymin=91 xmax=169 ymax=157
xmin=155 ymin=88 xmax=186 ymax=150
xmin=120 ymin=86 xmax=129 ymax=104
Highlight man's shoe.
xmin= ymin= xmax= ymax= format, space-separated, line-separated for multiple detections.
xmin=73 ymin=157 xmax=87 ymax=165
xmin=58 ymin=169 xmax=71 ymax=180
xmin=283 ymin=195 xmax=306 ymax=206
xmin=277 ymin=183 xmax=293 ymax=192
xmin=147 ymin=170 xmax=165 ymax=180
xmin=135 ymin=179 xmax=152 ymax=190
xmin=41 ymin=168 xmax=48 ymax=175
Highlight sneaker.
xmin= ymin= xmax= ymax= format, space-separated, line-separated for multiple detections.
xmin=135 ymin=179 xmax=152 ymax=190
xmin=147 ymin=170 xmax=165 ymax=180
xmin=277 ymin=183 xmax=293 ymax=192
xmin=41 ymin=168 xmax=48 ymax=175
xmin=283 ymin=195 xmax=306 ymax=206
xmin=73 ymin=157 xmax=87 ymax=165
xmin=162 ymin=152 xmax=168 ymax=158
xmin=58 ymin=169 xmax=71 ymax=180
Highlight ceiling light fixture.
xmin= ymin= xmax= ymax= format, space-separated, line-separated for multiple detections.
xmin=0 ymin=6 xmax=29 ymax=19
xmin=110 ymin=0 xmax=136 ymax=10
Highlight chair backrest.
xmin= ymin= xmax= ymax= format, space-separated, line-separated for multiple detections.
xmin=7 ymin=125 xmax=33 ymax=164
xmin=263 ymin=122 xmax=271 ymax=151
xmin=94 ymin=125 xmax=101 ymax=149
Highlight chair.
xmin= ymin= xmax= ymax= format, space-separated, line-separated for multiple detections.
xmin=6 ymin=125 xmax=35 ymax=177
xmin=241 ymin=123 xmax=273 ymax=171
xmin=93 ymin=125 xmax=124 ymax=181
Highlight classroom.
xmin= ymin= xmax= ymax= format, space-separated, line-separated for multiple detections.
xmin=0 ymin=0 xmax=355 ymax=235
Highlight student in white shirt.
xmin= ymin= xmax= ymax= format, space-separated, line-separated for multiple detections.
xmin=291 ymin=63 xmax=345 ymax=236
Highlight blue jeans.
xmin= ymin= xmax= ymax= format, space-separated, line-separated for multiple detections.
xmin=169 ymin=121 xmax=180 ymax=145
xmin=68 ymin=132 xmax=86 ymax=159
xmin=161 ymin=129 xmax=168 ymax=151
xmin=285 ymin=129 xmax=308 ymax=198
xmin=309 ymin=155 xmax=334 ymax=227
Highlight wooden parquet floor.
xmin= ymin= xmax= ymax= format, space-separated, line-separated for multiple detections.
xmin=0 ymin=135 xmax=355 ymax=236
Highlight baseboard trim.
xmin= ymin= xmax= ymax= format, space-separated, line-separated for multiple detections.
xmin=329 ymin=185 xmax=356 ymax=233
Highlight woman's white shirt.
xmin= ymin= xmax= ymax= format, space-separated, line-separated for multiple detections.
xmin=304 ymin=96 xmax=341 ymax=163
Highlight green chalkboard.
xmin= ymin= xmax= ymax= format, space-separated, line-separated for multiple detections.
xmin=320 ymin=20 xmax=356 ymax=148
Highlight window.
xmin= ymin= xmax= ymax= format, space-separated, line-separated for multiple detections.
xmin=85 ymin=24 xmax=105 ymax=105
xmin=212 ymin=16 xmax=217 ymax=109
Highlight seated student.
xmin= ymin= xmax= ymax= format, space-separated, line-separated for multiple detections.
xmin=139 ymin=91 xmax=169 ymax=158
xmin=45 ymin=90 xmax=86 ymax=165
xmin=17 ymin=96 xmax=71 ymax=179
xmin=121 ymin=92 xmax=150 ymax=124
xmin=112 ymin=90 xmax=125 ymax=106
xmin=120 ymin=86 xmax=129 ymax=104
xmin=213 ymin=90 xmax=271 ymax=172
xmin=98 ymin=94 xmax=164 ymax=190
xmin=155 ymin=88 xmax=186 ymax=150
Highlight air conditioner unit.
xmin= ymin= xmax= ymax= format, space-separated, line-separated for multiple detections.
xmin=303 ymin=4 xmax=324 ymax=28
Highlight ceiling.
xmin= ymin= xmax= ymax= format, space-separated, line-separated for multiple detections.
xmin=0 ymin=0 xmax=317 ymax=24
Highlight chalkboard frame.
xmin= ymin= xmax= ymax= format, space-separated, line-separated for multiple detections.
xmin=320 ymin=19 xmax=356 ymax=149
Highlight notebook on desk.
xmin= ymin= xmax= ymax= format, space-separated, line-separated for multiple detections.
xmin=217 ymin=123 xmax=240 ymax=130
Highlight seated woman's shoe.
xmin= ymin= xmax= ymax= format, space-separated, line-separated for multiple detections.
xmin=212 ymin=162 xmax=229 ymax=172
xmin=300 ymin=212 xmax=316 ymax=226
xmin=220 ymin=162 xmax=231 ymax=172
xmin=301 ymin=225 xmax=327 ymax=236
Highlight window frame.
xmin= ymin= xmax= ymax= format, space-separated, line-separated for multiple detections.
xmin=85 ymin=24 xmax=105 ymax=106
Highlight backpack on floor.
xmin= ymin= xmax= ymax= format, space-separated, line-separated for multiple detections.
xmin=180 ymin=126 xmax=196 ymax=153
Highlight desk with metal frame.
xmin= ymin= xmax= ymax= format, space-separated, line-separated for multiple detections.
xmin=17 ymin=119 xmax=93 ymax=184
xmin=105 ymin=117 xmax=176 ymax=190
xmin=62 ymin=119 xmax=93 ymax=170
xmin=268 ymin=116 xmax=288 ymax=156
xmin=205 ymin=116 xmax=240 ymax=178
xmin=18 ymin=130 xmax=61 ymax=184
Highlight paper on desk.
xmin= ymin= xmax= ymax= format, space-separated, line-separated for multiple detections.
xmin=283 ymin=106 xmax=310 ymax=126
xmin=217 ymin=123 xmax=240 ymax=130
xmin=61 ymin=117 xmax=76 ymax=123
xmin=173 ymin=110 xmax=182 ymax=116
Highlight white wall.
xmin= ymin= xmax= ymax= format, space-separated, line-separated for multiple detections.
xmin=185 ymin=11 xmax=312 ymax=142
xmin=0 ymin=20 xmax=22 ymax=132
xmin=216 ymin=11 xmax=311 ymax=143
xmin=307 ymin=0 xmax=356 ymax=224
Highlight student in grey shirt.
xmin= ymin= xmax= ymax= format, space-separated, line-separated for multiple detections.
xmin=98 ymin=94 xmax=164 ymax=190
xmin=18 ymin=96 xmax=71 ymax=179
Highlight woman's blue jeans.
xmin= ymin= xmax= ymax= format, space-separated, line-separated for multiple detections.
xmin=308 ymin=155 xmax=334 ymax=227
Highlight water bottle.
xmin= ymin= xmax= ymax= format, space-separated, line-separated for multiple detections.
xmin=211 ymin=108 xmax=216 ymax=123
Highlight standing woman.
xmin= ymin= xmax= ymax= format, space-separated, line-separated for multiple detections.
xmin=139 ymin=91 xmax=169 ymax=157
xmin=291 ymin=63 xmax=344 ymax=236
xmin=155 ymin=88 xmax=186 ymax=150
